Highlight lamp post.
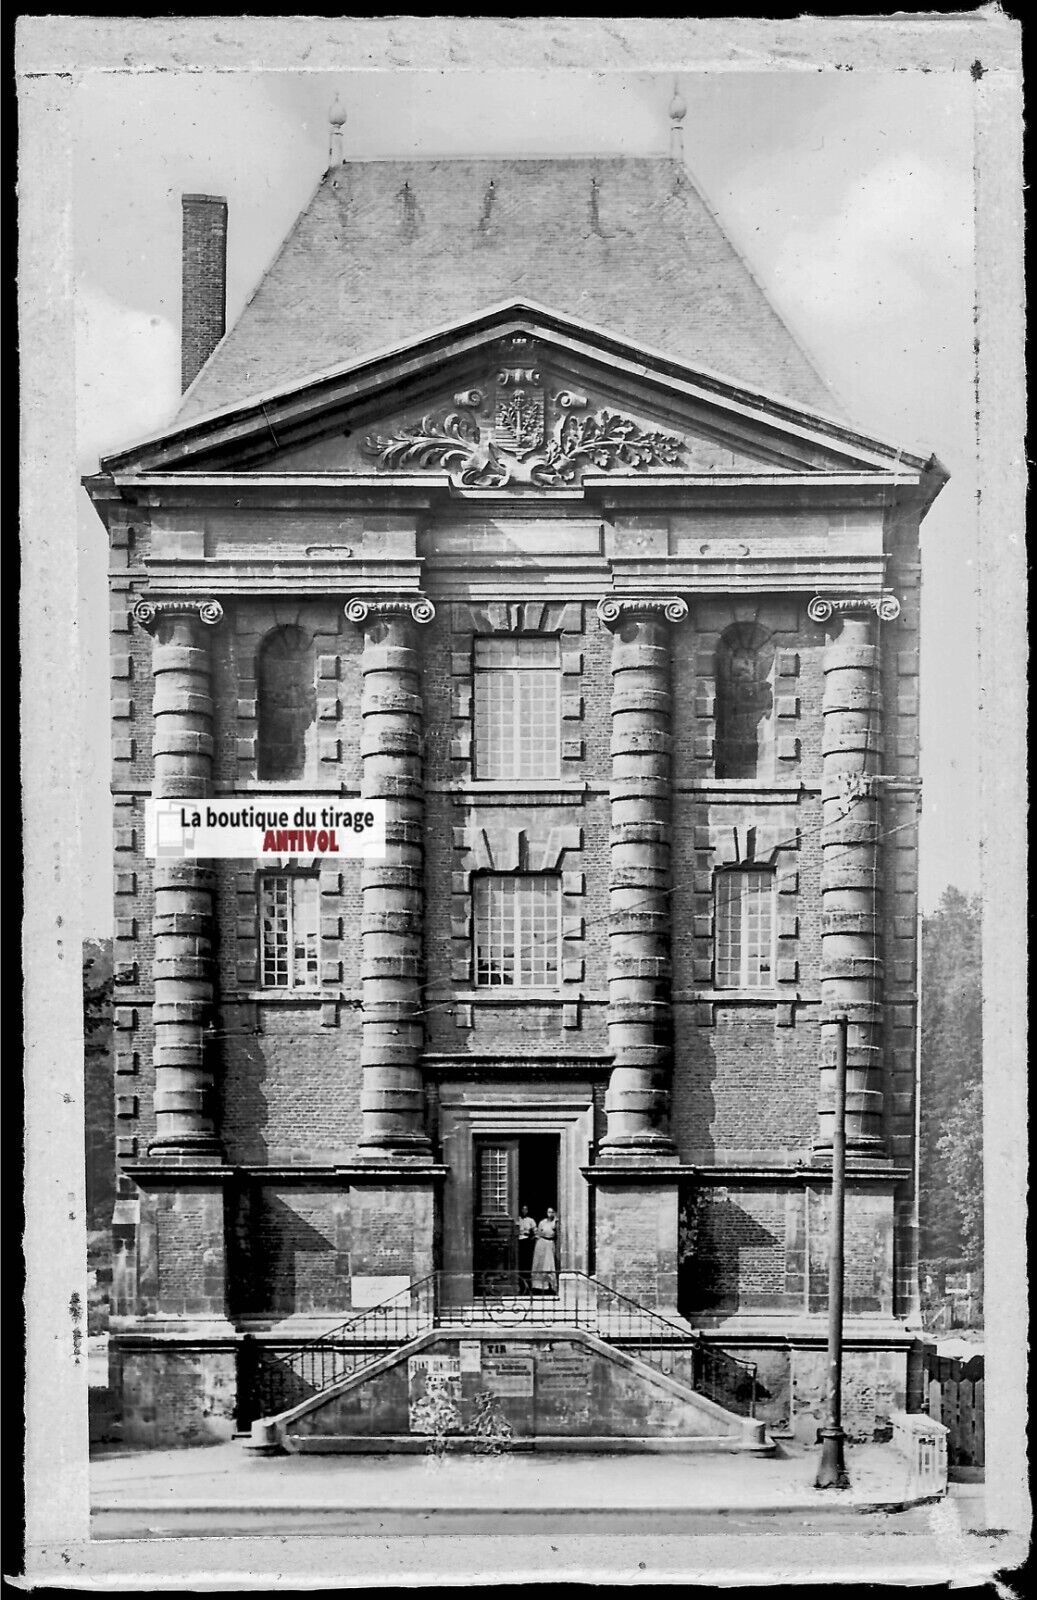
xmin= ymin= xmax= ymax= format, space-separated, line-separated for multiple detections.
xmin=815 ymin=1012 xmax=849 ymax=1489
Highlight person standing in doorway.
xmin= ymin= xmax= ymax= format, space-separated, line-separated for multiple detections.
xmin=516 ymin=1204 xmax=536 ymax=1292
xmin=531 ymin=1208 xmax=558 ymax=1295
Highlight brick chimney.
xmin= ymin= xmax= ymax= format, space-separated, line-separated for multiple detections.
xmin=180 ymin=194 xmax=228 ymax=392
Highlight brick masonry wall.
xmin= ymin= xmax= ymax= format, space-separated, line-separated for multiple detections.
xmin=421 ymin=602 xmax=611 ymax=1054
xmin=181 ymin=195 xmax=227 ymax=393
xmin=111 ymin=554 xmax=908 ymax=1172
xmin=673 ymin=1009 xmax=822 ymax=1160
xmin=108 ymin=493 xmax=919 ymax=1325
xmin=679 ymin=1181 xmax=894 ymax=1317
xmin=234 ymin=1184 xmax=352 ymax=1315
xmin=116 ymin=1346 xmax=237 ymax=1448
xmin=111 ymin=578 xmax=371 ymax=1168
xmin=670 ymin=597 xmax=828 ymax=1163
xmin=219 ymin=1007 xmax=365 ymax=1164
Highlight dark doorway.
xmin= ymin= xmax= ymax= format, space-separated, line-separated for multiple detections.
xmin=473 ymin=1134 xmax=559 ymax=1295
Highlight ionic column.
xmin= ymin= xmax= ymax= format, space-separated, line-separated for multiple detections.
xmin=596 ymin=597 xmax=688 ymax=1158
xmin=346 ymin=596 xmax=435 ymax=1160
xmin=134 ymin=597 xmax=224 ymax=1156
xmin=810 ymin=593 xmax=900 ymax=1155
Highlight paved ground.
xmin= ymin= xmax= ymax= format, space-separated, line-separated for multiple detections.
xmin=26 ymin=1450 xmax=1009 ymax=1588
xmin=91 ymin=1437 xmax=942 ymax=1525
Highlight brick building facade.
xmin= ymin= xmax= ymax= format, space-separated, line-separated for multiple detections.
xmin=85 ymin=142 xmax=946 ymax=1448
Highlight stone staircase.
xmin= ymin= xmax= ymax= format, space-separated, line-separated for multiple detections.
xmin=241 ymin=1272 xmax=770 ymax=1454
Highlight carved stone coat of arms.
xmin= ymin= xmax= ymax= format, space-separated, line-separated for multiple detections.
xmin=363 ymin=341 xmax=684 ymax=488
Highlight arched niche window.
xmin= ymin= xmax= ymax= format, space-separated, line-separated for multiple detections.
xmin=256 ymin=625 xmax=316 ymax=780
xmin=714 ymin=623 xmax=776 ymax=780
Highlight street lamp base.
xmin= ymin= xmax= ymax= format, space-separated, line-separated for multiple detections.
xmin=815 ymin=1425 xmax=850 ymax=1489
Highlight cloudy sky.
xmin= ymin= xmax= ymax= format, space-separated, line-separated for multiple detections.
xmin=73 ymin=67 xmax=979 ymax=935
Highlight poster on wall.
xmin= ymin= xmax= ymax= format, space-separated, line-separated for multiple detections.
xmin=481 ymin=1347 xmax=534 ymax=1399
xmin=536 ymin=1345 xmax=592 ymax=1394
xmin=407 ymin=1353 xmax=462 ymax=1434
xmin=458 ymin=1340 xmax=482 ymax=1373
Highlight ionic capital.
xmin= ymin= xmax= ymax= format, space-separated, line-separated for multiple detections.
xmin=596 ymin=596 xmax=689 ymax=629
xmin=132 ymin=598 xmax=224 ymax=633
xmin=808 ymin=593 xmax=901 ymax=624
xmin=345 ymin=596 xmax=436 ymax=626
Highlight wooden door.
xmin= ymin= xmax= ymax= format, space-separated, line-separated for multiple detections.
xmin=474 ymin=1139 xmax=520 ymax=1294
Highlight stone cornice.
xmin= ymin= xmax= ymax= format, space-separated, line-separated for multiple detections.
xmin=131 ymin=597 xmax=224 ymax=632
xmin=808 ymin=593 xmax=901 ymax=623
xmin=581 ymin=1163 xmax=910 ymax=1184
xmin=596 ymin=596 xmax=689 ymax=627
xmin=344 ymin=595 xmax=436 ymax=625
xmin=124 ymin=1162 xmax=449 ymax=1185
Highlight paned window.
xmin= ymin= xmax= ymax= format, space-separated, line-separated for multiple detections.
xmin=714 ymin=869 xmax=776 ymax=988
xmin=473 ymin=636 xmax=561 ymax=779
xmin=479 ymin=1147 xmax=510 ymax=1215
xmin=259 ymin=874 xmax=320 ymax=990
xmin=473 ymin=875 xmax=562 ymax=988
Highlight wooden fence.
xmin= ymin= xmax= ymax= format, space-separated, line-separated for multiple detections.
xmin=927 ymin=1378 xmax=984 ymax=1467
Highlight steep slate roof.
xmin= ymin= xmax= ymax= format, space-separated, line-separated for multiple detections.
xmin=178 ymin=157 xmax=843 ymax=425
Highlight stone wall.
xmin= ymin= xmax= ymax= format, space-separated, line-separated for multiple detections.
xmin=115 ymin=1346 xmax=237 ymax=1448
xmin=679 ymin=1181 xmax=895 ymax=1318
xmin=287 ymin=1332 xmax=741 ymax=1442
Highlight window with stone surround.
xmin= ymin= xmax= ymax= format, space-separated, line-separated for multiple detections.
xmin=714 ymin=868 xmax=776 ymax=989
xmin=473 ymin=635 xmax=561 ymax=779
xmin=715 ymin=623 xmax=775 ymax=779
xmin=473 ymin=874 xmax=562 ymax=988
xmin=259 ymin=873 xmax=320 ymax=990
xmin=256 ymin=624 xmax=316 ymax=780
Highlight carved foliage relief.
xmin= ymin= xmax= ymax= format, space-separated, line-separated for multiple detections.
xmin=362 ymin=340 xmax=684 ymax=488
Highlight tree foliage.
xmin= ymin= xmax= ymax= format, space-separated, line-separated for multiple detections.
xmin=919 ymin=888 xmax=983 ymax=1265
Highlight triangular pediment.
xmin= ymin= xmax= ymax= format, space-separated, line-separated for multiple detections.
xmin=270 ymin=353 xmax=795 ymax=484
xmin=95 ymin=304 xmax=938 ymax=491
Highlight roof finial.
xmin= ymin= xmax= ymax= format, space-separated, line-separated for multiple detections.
xmin=669 ymin=79 xmax=687 ymax=161
xmin=329 ymin=95 xmax=347 ymax=167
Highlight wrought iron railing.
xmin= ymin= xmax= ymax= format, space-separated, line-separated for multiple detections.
xmin=436 ymin=1271 xmax=759 ymax=1416
xmin=240 ymin=1272 xmax=438 ymax=1423
xmin=689 ymin=1340 xmax=761 ymax=1417
xmin=241 ymin=1269 xmax=760 ymax=1424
